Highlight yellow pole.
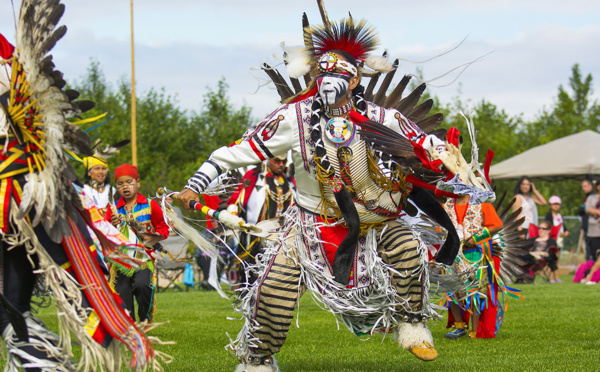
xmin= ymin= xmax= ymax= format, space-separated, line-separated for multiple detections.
xmin=130 ymin=0 xmax=137 ymax=166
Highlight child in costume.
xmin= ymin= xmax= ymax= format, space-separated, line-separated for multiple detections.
xmin=83 ymin=155 xmax=117 ymax=214
xmin=106 ymin=163 xmax=169 ymax=323
xmin=443 ymin=194 xmax=503 ymax=339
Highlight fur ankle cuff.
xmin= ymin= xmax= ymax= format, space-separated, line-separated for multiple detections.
xmin=395 ymin=322 xmax=434 ymax=349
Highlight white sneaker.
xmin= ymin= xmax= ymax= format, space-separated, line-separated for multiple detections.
xmin=585 ymin=281 xmax=597 ymax=285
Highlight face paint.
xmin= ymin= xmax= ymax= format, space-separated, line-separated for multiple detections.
xmin=317 ymin=73 xmax=350 ymax=106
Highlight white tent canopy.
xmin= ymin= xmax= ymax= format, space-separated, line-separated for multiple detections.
xmin=489 ymin=130 xmax=600 ymax=181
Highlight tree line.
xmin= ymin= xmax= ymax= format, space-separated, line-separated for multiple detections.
xmin=70 ymin=60 xmax=252 ymax=198
xmin=70 ymin=61 xmax=599 ymax=218
xmin=435 ymin=64 xmax=599 ymax=217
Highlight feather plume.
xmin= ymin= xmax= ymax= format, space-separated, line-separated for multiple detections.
xmin=16 ymin=173 xmax=39 ymax=220
xmin=406 ymin=99 xmax=434 ymax=123
xmin=305 ymin=18 xmax=378 ymax=61
xmin=64 ymin=89 xmax=79 ymax=101
xmin=282 ymin=43 xmax=312 ymax=79
xmin=72 ymin=99 xmax=95 ymax=114
xmin=490 ymin=191 xmax=529 ymax=284
xmin=365 ymin=53 xmax=395 ymax=73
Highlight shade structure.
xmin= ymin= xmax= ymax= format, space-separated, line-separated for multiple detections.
xmin=489 ymin=130 xmax=600 ymax=181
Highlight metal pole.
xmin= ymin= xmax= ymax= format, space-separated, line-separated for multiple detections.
xmin=130 ymin=0 xmax=137 ymax=166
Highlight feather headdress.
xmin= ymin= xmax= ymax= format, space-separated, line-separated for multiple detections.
xmin=285 ymin=16 xmax=393 ymax=80
xmin=305 ymin=18 xmax=378 ymax=62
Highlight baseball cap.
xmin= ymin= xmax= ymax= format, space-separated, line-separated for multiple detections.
xmin=549 ymin=195 xmax=561 ymax=204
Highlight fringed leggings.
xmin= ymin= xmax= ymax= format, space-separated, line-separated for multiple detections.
xmin=376 ymin=220 xmax=425 ymax=316
xmin=246 ymin=220 xmax=424 ymax=356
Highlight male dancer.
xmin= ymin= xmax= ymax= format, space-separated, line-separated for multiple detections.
xmin=178 ymin=15 xmax=493 ymax=372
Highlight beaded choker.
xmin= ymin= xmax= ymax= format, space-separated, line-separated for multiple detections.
xmin=325 ymin=100 xmax=353 ymax=117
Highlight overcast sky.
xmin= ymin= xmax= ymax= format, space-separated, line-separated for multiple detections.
xmin=2 ymin=0 xmax=599 ymax=122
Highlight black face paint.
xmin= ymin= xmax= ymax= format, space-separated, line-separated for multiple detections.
xmin=316 ymin=73 xmax=351 ymax=106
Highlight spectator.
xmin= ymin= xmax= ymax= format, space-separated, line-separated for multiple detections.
xmin=544 ymin=195 xmax=569 ymax=283
xmin=513 ymin=176 xmax=547 ymax=235
xmin=584 ymin=180 xmax=600 ymax=262
xmin=105 ymin=163 xmax=169 ymax=323
xmin=574 ymin=257 xmax=600 ymax=284
xmin=523 ymin=220 xmax=559 ymax=283
xmin=578 ymin=179 xmax=596 ymax=261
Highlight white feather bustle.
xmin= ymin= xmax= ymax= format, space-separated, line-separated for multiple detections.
xmin=395 ymin=322 xmax=434 ymax=349
xmin=281 ymin=42 xmax=311 ymax=79
xmin=365 ymin=53 xmax=395 ymax=73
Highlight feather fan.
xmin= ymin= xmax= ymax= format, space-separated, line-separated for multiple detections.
xmin=492 ymin=191 xmax=529 ymax=284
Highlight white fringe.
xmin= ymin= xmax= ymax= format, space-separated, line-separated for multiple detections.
xmin=226 ymin=205 xmax=440 ymax=361
xmin=8 ymin=202 xmax=117 ymax=372
xmin=2 ymin=312 xmax=73 ymax=372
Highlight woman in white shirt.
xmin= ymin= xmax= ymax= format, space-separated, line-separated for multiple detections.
xmin=513 ymin=176 xmax=547 ymax=233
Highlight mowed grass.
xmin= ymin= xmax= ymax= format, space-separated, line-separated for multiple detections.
xmin=3 ymin=275 xmax=598 ymax=371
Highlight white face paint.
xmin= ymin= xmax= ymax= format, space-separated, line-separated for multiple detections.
xmin=317 ymin=73 xmax=350 ymax=106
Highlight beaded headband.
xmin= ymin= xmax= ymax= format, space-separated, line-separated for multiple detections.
xmin=317 ymin=52 xmax=358 ymax=76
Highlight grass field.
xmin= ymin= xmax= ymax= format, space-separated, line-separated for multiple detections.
xmin=3 ymin=274 xmax=598 ymax=371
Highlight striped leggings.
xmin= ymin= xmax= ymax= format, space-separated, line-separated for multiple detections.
xmin=247 ymin=220 xmax=423 ymax=356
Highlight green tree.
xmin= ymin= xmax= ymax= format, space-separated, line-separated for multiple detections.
xmin=69 ymin=61 xmax=253 ymax=196
xmin=191 ymin=79 xmax=253 ymax=164
xmin=526 ymin=64 xmax=600 ymax=147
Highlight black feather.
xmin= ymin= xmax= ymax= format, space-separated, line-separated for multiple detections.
xmin=416 ymin=113 xmax=444 ymax=134
xmin=50 ymin=70 xmax=65 ymax=89
xmin=63 ymin=123 xmax=93 ymax=155
xmin=42 ymin=2 xmax=65 ymax=33
xmin=65 ymin=89 xmax=79 ymax=101
xmin=72 ymin=100 xmax=95 ymax=113
xmin=332 ymin=185 xmax=360 ymax=286
xmin=364 ymin=72 xmax=380 ymax=102
xmin=396 ymin=83 xmax=426 ymax=115
xmin=371 ymin=59 xmax=398 ymax=106
xmin=38 ymin=24 xmax=66 ymax=56
xmin=384 ymin=75 xmax=411 ymax=109
xmin=110 ymin=139 xmax=131 ymax=149
xmin=406 ymin=99 xmax=433 ymax=123
xmin=39 ymin=55 xmax=55 ymax=75
xmin=262 ymin=63 xmax=293 ymax=101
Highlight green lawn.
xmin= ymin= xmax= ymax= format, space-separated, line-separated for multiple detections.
xmin=2 ymin=275 xmax=598 ymax=371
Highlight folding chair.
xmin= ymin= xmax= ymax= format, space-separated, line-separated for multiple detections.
xmin=155 ymin=234 xmax=194 ymax=292
xmin=523 ymin=224 xmax=560 ymax=283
